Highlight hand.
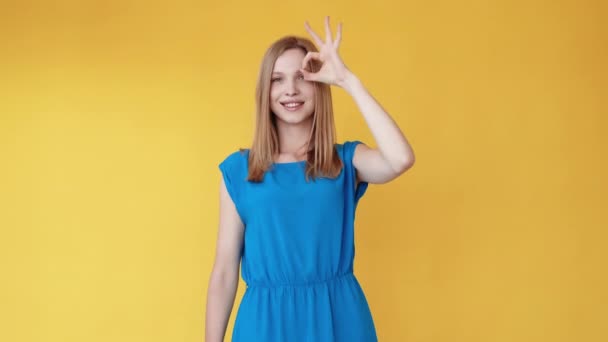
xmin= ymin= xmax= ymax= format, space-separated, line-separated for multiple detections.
xmin=301 ymin=16 xmax=352 ymax=88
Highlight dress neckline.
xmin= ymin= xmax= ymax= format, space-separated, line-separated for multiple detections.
xmin=272 ymin=160 xmax=307 ymax=166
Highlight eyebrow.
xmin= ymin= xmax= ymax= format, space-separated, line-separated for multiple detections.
xmin=271 ymin=71 xmax=302 ymax=75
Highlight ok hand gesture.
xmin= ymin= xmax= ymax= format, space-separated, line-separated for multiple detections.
xmin=300 ymin=16 xmax=353 ymax=88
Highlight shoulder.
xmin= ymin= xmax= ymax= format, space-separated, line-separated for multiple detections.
xmin=220 ymin=148 xmax=249 ymax=167
xmin=336 ymin=140 xmax=366 ymax=159
xmin=218 ymin=148 xmax=250 ymax=182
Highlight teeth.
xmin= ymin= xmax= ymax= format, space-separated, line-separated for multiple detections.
xmin=284 ymin=102 xmax=303 ymax=108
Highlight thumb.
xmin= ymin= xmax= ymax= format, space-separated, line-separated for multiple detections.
xmin=300 ymin=68 xmax=317 ymax=82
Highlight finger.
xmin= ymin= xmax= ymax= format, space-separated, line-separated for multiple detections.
xmin=324 ymin=16 xmax=332 ymax=43
xmin=335 ymin=22 xmax=342 ymax=49
xmin=304 ymin=21 xmax=323 ymax=46
xmin=302 ymin=51 xmax=321 ymax=70
xmin=300 ymin=68 xmax=317 ymax=82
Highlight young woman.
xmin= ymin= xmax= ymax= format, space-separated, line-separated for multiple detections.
xmin=206 ymin=16 xmax=415 ymax=342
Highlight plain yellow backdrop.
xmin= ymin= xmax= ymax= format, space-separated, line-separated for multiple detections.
xmin=0 ymin=0 xmax=606 ymax=341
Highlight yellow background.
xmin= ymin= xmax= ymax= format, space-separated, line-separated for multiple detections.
xmin=1 ymin=0 xmax=606 ymax=341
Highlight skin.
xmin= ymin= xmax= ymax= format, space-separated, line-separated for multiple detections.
xmin=205 ymin=16 xmax=416 ymax=342
xmin=269 ymin=48 xmax=316 ymax=162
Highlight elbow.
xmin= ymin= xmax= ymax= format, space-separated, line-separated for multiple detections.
xmin=209 ymin=264 xmax=239 ymax=290
xmin=392 ymin=154 xmax=415 ymax=175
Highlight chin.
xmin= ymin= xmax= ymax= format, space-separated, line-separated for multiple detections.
xmin=275 ymin=115 xmax=312 ymax=125
xmin=272 ymin=106 xmax=314 ymax=125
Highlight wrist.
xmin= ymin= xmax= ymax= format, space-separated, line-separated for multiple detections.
xmin=338 ymin=70 xmax=361 ymax=94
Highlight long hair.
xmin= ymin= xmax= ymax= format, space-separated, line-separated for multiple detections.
xmin=247 ymin=35 xmax=343 ymax=182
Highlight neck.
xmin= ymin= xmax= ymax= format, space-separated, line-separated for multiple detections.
xmin=276 ymin=118 xmax=313 ymax=155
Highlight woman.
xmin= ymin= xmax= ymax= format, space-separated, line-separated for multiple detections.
xmin=206 ymin=16 xmax=415 ymax=342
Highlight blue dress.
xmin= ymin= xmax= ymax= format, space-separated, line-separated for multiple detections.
xmin=218 ymin=140 xmax=378 ymax=341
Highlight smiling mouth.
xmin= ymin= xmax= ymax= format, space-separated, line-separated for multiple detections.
xmin=281 ymin=102 xmax=304 ymax=111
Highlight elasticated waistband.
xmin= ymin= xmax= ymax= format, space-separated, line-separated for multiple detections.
xmin=246 ymin=272 xmax=354 ymax=289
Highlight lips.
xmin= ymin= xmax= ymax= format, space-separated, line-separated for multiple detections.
xmin=280 ymin=101 xmax=305 ymax=111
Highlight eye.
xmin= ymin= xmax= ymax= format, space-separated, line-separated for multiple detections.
xmin=271 ymin=78 xmax=281 ymax=82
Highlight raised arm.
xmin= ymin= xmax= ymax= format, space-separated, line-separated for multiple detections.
xmin=301 ymin=16 xmax=415 ymax=184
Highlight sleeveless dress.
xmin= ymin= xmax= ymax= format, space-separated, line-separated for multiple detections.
xmin=218 ymin=140 xmax=378 ymax=342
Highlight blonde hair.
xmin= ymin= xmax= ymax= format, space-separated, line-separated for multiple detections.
xmin=246 ymin=35 xmax=343 ymax=182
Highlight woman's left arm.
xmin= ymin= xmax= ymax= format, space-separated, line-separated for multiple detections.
xmin=302 ymin=16 xmax=415 ymax=184
xmin=338 ymin=71 xmax=415 ymax=184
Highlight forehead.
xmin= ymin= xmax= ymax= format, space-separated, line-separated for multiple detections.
xmin=272 ymin=48 xmax=306 ymax=72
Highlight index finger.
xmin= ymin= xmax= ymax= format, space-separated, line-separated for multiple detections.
xmin=324 ymin=16 xmax=333 ymax=43
xmin=304 ymin=21 xmax=323 ymax=46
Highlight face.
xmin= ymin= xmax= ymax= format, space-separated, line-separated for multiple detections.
xmin=269 ymin=48 xmax=315 ymax=126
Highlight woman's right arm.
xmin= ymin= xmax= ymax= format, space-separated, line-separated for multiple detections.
xmin=205 ymin=176 xmax=245 ymax=342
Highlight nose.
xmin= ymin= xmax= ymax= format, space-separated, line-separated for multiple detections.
xmin=285 ymin=78 xmax=299 ymax=96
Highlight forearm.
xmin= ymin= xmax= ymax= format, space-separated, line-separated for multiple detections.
xmin=339 ymin=71 xmax=415 ymax=171
xmin=205 ymin=268 xmax=239 ymax=342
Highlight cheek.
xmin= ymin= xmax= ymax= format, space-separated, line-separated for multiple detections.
xmin=269 ymin=90 xmax=281 ymax=111
xmin=305 ymin=86 xmax=316 ymax=101
xmin=300 ymin=84 xmax=313 ymax=98
xmin=269 ymin=87 xmax=279 ymax=101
